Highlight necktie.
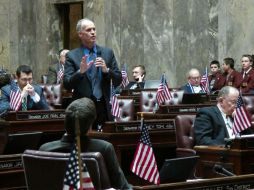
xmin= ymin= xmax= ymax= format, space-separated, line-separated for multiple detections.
xmin=87 ymin=50 xmax=102 ymax=100
xmin=22 ymin=97 xmax=27 ymax=111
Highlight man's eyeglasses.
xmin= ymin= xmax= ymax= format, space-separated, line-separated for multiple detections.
xmin=20 ymin=78 xmax=33 ymax=82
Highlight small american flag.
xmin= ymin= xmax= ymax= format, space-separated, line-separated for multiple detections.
xmin=63 ymin=144 xmax=95 ymax=190
xmin=232 ymin=96 xmax=251 ymax=135
xmin=10 ymin=80 xmax=22 ymax=111
xmin=156 ymin=74 xmax=172 ymax=106
xmin=57 ymin=68 xmax=64 ymax=84
xmin=110 ymin=81 xmax=120 ymax=118
xmin=130 ymin=118 xmax=160 ymax=185
xmin=200 ymin=67 xmax=210 ymax=94
xmin=121 ymin=65 xmax=129 ymax=88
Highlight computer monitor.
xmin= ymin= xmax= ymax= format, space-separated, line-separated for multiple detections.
xmin=159 ymin=155 xmax=199 ymax=183
xmin=144 ymin=80 xmax=161 ymax=89
xmin=181 ymin=93 xmax=208 ymax=104
xmin=3 ymin=132 xmax=42 ymax=154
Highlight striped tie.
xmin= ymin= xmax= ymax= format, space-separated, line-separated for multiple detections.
xmin=22 ymin=97 xmax=27 ymax=111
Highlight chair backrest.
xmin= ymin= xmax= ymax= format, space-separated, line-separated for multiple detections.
xmin=40 ymin=83 xmax=62 ymax=109
xmin=175 ymin=115 xmax=196 ymax=149
xmin=140 ymin=90 xmax=158 ymax=112
xmin=242 ymin=95 xmax=254 ymax=123
xmin=140 ymin=90 xmax=184 ymax=112
xmin=116 ymin=98 xmax=134 ymax=122
xmin=22 ymin=150 xmax=111 ymax=190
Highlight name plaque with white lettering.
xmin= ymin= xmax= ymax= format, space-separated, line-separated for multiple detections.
xmin=15 ymin=111 xmax=66 ymax=120
xmin=114 ymin=119 xmax=175 ymax=132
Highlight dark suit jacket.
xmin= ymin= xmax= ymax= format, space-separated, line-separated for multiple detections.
xmin=194 ymin=106 xmax=229 ymax=145
xmin=125 ymin=81 xmax=145 ymax=89
xmin=0 ymin=83 xmax=49 ymax=115
xmin=240 ymin=68 xmax=254 ymax=93
xmin=39 ymin=135 xmax=132 ymax=190
xmin=194 ymin=106 xmax=253 ymax=146
xmin=63 ymin=45 xmax=122 ymax=120
xmin=208 ymin=72 xmax=225 ymax=92
xmin=180 ymin=83 xmax=205 ymax=93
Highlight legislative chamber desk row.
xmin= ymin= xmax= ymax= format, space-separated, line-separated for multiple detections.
xmin=1 ymin=110 xmax=254 ymax=188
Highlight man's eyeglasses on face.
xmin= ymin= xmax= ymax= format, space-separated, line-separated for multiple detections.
xmin=20 ymin=78 xmax=33 ymax=82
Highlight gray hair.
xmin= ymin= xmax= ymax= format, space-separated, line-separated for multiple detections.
xmin=76 ymin=18 xmax=94 ymax=33
xmin=217 ymin=86 xmax=239 ymax=99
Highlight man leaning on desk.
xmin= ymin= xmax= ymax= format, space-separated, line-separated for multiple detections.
xmin=194 ymin=86 xmax=253 ymax=146
xmin=0 ymin=65 xmax=49 ymax=115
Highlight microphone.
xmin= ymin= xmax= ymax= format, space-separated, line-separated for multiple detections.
xmin=213 ymin=164 xmax=235 ymax=177
xmin=96 ymin=50 xmax=102 ymax=74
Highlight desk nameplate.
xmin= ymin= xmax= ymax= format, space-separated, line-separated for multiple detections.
xmin=104 ymin=119 xmax=175 ymax=133
xmin=15 ymin=112 xmax=65 ymax=120
xmin=5 ymin=110 xmax=66 ymax=121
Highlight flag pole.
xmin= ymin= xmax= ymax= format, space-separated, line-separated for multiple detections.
xmin=75 ymin=111 xmax=83 ymax=189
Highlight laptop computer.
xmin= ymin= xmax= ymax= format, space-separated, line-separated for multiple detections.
xmin=144 ymin=80 xmax=161 ymax=89
xmin=159 ymin=156 xmax=199 ymax=183
xmin=4 ymin=132 xmax=43 ymax=154
xmin=181 ymin=93 xmax=208 ymax=104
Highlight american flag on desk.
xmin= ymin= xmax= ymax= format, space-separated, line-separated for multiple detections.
xmin=110 ymin=81 xmax=121 ymax=118
xmin=130 ymin=118 xmax=160 ymax=185
xmin=121 ymin=64 xmax=129 ymax=88
xmin=232 ymin=96 xmax=251 ymax=135
xmin=10 ymin=80 xmax=22 ymax=111
xmin=156 ymin=74 xmax=172 ymax=106
xmin=63 ymin=144 xmax=95 ymax=190
xmin=200 ymin=67 xmax=210 ymax=94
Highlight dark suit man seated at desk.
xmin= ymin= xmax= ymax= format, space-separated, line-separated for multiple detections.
xmin=125 ymin=65 xmax=146 ymax=90
xmin=39 ymin=97 xmax=132 ymax=190
xmin=0 ymin=65 xmax=49 ymax=115
xmin=194 ymin=86 xmax=252 ymax=146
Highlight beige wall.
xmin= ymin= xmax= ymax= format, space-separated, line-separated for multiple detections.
xmin=0 ymin=0 xmax=253 ymax=87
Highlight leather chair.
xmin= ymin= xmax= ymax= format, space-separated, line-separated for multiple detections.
xmin=40 ymin=83 xmax=62 ymax=109
xmin=22 ymin=150 xmax=111 ymax=190
xmin=116 ymin=98 xmax=134 ymax=122
xmin=175 ymin=115 xmax=196 ymax=157
xmin=242 ymin=95 xmax=254 ymax=124
xmin=140 ymin=90 xmax=158 ymax=112
xmin=139 ymin=90 xmax=184 ymax=112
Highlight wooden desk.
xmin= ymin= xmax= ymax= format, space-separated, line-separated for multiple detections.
xmin=88 ymin=119 xmax=177 ymax=185
xmin=3 ymin=110 xmax=65 ymax=133
xmin=0 ymin=110 xmax=66 ymax=154
xmin=0 ymin=154 xmax=26 ymax=189
xmin=194 ymin=145 xmax=254 ymax=178
xmin=133 ymin=174 xmax=254 ymax=190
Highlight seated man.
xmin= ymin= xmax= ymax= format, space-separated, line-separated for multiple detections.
xmin=180 ymin=68 xmax=205 ymax=93
xmin=125 ymin=65 xmax=146 ymax=89
xmin=0 ymin=65 xmax=49 ymax=115
xmin=47 ymin=49 xmax=69 ymax=84
xmin=194 ymin=86 xmax=252 ymax=146
xmin=39 ymin=97 xmax=132 ymax=190
xmin=208 ymin=60 xmax=225 ymax=93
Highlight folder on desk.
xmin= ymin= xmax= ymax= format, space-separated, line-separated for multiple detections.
xmin=159 ymin=156 xmax=199 ymax=183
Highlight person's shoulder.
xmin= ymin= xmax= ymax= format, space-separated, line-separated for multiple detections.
xmin=198 ymin=106 xmax=217 ymax=114
xmin=96 ymin=45 xmax=113 ymax=53
xmin=1 ymin=84 xmax=11 ymax=92
xmin=88 ymin=138 xmax=113 ymax=151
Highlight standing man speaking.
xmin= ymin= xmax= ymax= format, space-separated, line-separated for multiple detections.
xmin=63 ymin=18 xmax=122 ymax=129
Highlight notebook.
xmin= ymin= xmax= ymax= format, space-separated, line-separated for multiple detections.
xmin=4 ymin=132 xmax=42 ymax=154
xmin=144 ymin=80 xmax=161 ymax=89
xmin=181 ymin=93 xmax=208 ymax=104
xmin=159 ymin=156 xmax=199 ymax=183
